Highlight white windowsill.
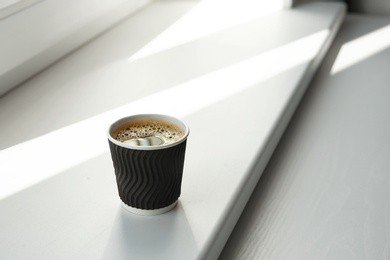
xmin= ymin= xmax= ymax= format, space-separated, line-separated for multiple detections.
xmin=0 ymin=1 xmax=345 ymax=259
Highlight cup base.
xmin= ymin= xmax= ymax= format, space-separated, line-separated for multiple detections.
xmin=121 ymin=200 xmax=178 ymax=216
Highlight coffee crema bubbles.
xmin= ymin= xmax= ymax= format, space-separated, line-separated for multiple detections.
xmin=113 ymin=119 xmax=184 ymax=146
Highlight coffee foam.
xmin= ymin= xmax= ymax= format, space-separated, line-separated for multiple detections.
xmin=112 ymin=118 xmax=184 ymax=145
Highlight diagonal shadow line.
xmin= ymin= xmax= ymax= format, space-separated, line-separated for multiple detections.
xmin=0 ymin=2 xmax=338 ymax=201
xmin=330 ymin=25 xmax=390 ymax=74
xmin=0 ymin=27 xmax=326 ymax=200
xmin=1 ymin=2 xmax=329 ymax=150
xmin=316 ymin=14 xmax=390 ymax=76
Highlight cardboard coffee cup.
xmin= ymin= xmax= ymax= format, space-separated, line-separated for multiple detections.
xmin=107 ymin=114 xmax=189 ymax=215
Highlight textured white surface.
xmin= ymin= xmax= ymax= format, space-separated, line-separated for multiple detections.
xmin=220 ymin=14 xmax=390 ymax=260
xmin=0 ymin=2 xmax=344 ymax=259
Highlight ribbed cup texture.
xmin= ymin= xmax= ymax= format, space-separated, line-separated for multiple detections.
xmin=108 ymin=140 xmax=187 ymax=210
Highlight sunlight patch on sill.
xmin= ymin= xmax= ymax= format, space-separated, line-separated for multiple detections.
xmin=331 ymin=24 xmax=390 ymax=75
xmin=0 ymin=29 xmax=328 ymax=200
xmin=128 ymin=0 xmax=283 ymax=62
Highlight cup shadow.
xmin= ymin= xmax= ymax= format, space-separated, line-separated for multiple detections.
xmin=102 ymin=201 xmax=198 ymax=260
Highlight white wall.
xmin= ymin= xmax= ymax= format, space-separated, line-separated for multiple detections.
xmin=0 ymin=0 xmax=149 ymax=96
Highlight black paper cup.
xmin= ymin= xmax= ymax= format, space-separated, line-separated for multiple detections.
xmin=107 ymin=114 xmax=189 ymax=215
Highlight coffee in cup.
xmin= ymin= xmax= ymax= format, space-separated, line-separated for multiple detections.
xmin=112 ymin=118 xmax=184 ymax=147
xmin=107 ymin=114 xmax=189 ymax=215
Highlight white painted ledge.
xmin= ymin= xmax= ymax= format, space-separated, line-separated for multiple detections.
xmin=220 ymin=13 xmax=390 ymax=259
xmin=0 ymin=1 xmax=345 ymax=259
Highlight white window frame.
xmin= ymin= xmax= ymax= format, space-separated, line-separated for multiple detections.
xmin=0 ymin=0 xmax=42 ymax=20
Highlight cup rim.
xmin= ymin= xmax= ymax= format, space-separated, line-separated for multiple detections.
xmin=107 ymin=114 xmax=190 ymax=150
